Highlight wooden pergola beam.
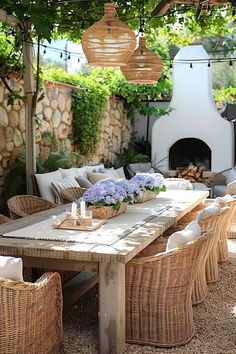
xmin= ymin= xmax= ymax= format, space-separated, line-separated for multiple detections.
xmin=0 ymin=9 xmax=20 ymax=27
xmin=151 ymin=0 xmax=231 ymax=16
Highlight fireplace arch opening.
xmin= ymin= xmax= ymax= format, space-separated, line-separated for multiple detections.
xmin=169 ymin=138 xmax=211 ymax=170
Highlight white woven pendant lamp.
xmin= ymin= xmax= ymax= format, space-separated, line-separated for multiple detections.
xmin=121 ymin=36 xmax=164 ymax=84
xmin=82 ymin=3 xmax=136 ymax=67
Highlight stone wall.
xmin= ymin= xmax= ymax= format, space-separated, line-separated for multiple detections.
xmin=0 ymin=76 xmax=132 ymax=188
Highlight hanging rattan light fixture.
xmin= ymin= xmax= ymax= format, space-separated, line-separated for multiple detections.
xmin=81 ymin=3 xmax=136 ymax=67
xmin=121 ymin=36 xmax=164 ymax=84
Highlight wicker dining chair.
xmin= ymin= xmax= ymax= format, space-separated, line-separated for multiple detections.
xmin=204 ymin=199 xmax=236 ymax=262
xmin=60 ymin=187 xmax=87 ymax=204
xmin=0 ymin=214 xmax=12 ymax=224
xmin=0 ymin=272 xmax=63 ymax=354
xmin=126 ymin=234 xmax=208 ymax=347
xmin=162 ymin=207 xmax=230 ymax=304
xmin=7 ymin=195 xmax=57 ymax=219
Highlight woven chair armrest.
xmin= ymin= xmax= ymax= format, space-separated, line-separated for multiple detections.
xmin=226 ymin=180 xmax=236 ymax=194
xmin=0 ymin=272 xmax=61 ymax=291
xmin=130 ymin=232 xmax=210 ymax=265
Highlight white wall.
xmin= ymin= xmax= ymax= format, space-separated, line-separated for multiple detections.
xmin=152 ymin=44 xmax=234 ymax=173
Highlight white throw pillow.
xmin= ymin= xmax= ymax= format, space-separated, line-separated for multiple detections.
xmin=59 ymin=167 xmax=76 ymax=178
xmin=166 ymin=229 xmax=197 ymax=251
xmin=184 ymin=221 xmax=201 ymax=238
xmin=215 ymin=194 xmax=234 ymax=205
xmin=164 ymin=178 xmax=193 ymax=190
xmin=59 ymin=166 xmax=88 ymax=179
xmin=86 ymin=164 xmax=105 ymax=173
xmin=34 ymin=170 xmax=63 ymax=203
xmin=0 ymin=256 xmax=23 ymax=281
xmin=51 ymin=177 xmax=80 ymax=204
xmin=87 ymin=171 xmax=110 ymax=184
xmin=114 ymin=167 xmax=126 ymax=179
xmin=197 ymin=203 xmax=221 ymax=221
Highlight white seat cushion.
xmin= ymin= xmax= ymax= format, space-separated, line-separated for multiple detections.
xmin=192 ymin=182 xmax=209 ymax=191
xmin=34 ymin=170 xmax=63 ymax=203
xmin=215 ymin=194 xmax=234 ymax=204
xmin=0 ymin=256 xmax=23 ymax=281
xmin=213 ymin=185 xmax=227 ymax=198
xmin=184 ymin=221 xmax=201 ymax=237
xmin=197 ymin=203 xmax=221 ymax=221
xmin=166 ymin=229 xmax=197 ymax=251
xmin=164 ymin=178 xmax=193 ymax=190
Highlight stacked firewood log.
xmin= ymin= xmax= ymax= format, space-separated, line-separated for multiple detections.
xmin=177 ymin=165 xmax=205 ymax=183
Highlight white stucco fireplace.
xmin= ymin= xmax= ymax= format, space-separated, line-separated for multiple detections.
xmin=152 ymin=44 xmax=234 ymax=173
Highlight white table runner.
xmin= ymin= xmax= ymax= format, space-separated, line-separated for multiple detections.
xmin=2 ymin=201 xmax=173 ymax=245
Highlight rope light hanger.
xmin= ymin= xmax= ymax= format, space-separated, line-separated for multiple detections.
xmin=121 ymin=18 xmax=164 ymax=84
xmin=81 ymin=3 xmax=136 ymax=67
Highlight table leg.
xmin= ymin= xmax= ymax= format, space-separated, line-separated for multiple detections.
xmin=99 ymin=262 xmax=125 ymax=354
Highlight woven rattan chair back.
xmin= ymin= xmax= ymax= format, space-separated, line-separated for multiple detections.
xmin=126 ymin=234 xmax=208 ymax=347
xmin=60 ymin=187 xmax=87 ymax=204
xmin=204 ymin=207 xmax=230 ymax=283
xmin=0 ymin=272 xmax=63 ymax=354
xmin=7 ymin=195 xmax=56 ymax=219
xmin=227 ymin=199 xmax=236 ymax=239
xmin=192 ymin=211 xmax=227 ymax=304
xmin=216 ymin=200 xmax=236 ymax=261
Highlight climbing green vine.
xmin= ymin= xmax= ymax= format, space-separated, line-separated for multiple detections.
xmin=44 ymin=66 xmax=172 ymax=154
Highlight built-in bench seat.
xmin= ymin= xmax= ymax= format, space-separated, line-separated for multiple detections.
xmin=32 ymin=164 xmax=126 ymax=204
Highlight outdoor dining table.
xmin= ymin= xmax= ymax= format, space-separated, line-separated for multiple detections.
xmin=0 ymin=189 xmax=208 ymax=354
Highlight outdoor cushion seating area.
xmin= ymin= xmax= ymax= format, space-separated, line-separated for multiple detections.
xmin=33 ymin=164 xmax=126 ymax=204
xmin=32 ymin=161 xmax=208 ymax=207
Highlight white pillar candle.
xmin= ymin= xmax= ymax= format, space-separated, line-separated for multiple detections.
xmin=71 ymin=202 xmax=77 ymax=219
xmin=80 ymin=200 xmax=86 ymax=218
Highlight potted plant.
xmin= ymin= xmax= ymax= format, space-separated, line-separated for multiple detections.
xmin=130 ymin=173 xmax=166 ymax=203
xmin=82 ymin=178 xmax=140 ymax=219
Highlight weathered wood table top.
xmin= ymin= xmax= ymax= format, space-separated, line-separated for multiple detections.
xmin=0 ymin=190 xmax=208 ymax=354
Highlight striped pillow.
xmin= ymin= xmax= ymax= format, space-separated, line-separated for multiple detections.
xmin=51 ymin=177 xmax=80 ymax=204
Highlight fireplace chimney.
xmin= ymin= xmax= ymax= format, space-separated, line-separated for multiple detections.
xmin=152 ymin=44 xmax=234 ymax=173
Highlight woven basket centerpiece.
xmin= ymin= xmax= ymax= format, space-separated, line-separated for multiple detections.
xmin=88 ymin=202 xmax=127 ymax=219
xmin=135 ymin=190 xmax=158 ymax=203
xmin=81 ymin=3 xmax=136 ymax=67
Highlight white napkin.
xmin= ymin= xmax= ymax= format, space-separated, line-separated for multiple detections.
xmin=0 ymin=256 xmax=23 ymax=281
xmin=197 ymin=203 xmax=221 ymax=222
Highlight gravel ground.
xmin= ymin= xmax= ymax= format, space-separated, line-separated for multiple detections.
xmin=62 ymin=240 xmax=236 ymax=354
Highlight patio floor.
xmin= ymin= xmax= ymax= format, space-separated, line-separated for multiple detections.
xmin=62 ymin=240 xmax=236 ymax=354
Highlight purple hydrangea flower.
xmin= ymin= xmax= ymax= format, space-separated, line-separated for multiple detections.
xmin=131 ymin=173 xmax=165 ymax=194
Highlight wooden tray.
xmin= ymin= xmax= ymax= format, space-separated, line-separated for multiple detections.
xmin=52 ymin=217 xmax=107 ymax=231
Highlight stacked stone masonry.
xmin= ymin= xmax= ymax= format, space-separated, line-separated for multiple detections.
xmin=0 ymin=76 xmax=132 ymax=189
